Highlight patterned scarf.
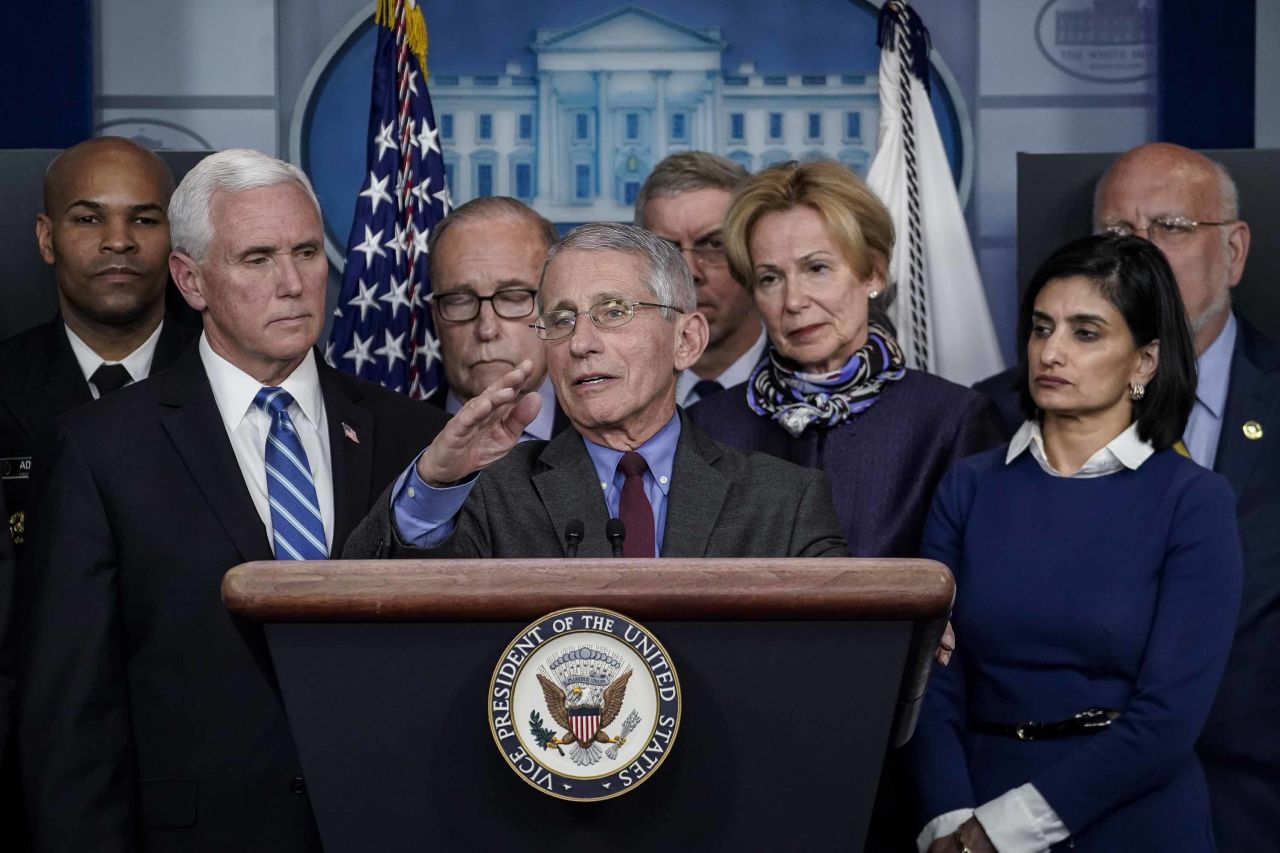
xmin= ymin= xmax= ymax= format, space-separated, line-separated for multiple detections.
xmin=747 ymin=323 xmax=907 ymax=437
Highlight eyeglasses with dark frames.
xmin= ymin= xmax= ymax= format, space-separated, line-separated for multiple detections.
xmin=530 ymin=297 xmax=685 ymax=341
xmin=1100 ymin=216 xmax=1239 ymax=247
xmin=427 ymin=288 xmax=538 ymax=322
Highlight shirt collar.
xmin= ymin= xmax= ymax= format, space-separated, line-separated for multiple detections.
xmin=583 ymin=410 xmax=682 ymax=497
xmin=199 ymin=334 xmax=324 ymax=432
xmin=64 ymin=320 xmax=165 ymax=386
xmin=445 ymin=375 xmax=559 ymax=441
xmin=1007 ymin=419 xmax=1153 ymax=478
xmin=676 ymin=326 xmax=767 ymax=400
xmin=1194 ymin=311 xmax=1236 ymax=419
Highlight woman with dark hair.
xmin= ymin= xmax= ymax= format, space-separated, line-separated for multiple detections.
xmin=688 ymin=160 xmax=1005 ymax=558
xmin=906 ymin=234 xmax=1242 ymax=852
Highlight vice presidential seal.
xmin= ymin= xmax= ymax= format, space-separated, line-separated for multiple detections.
xmin=489 ymin=608 xmax=681 ymax=801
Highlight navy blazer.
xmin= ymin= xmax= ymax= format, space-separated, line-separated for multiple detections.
xmin=1197 ymin=318 xmax=1280 ymax=852
xmin=688 ymin=368 xmax=1007 ymax=558
xmin=973 ymin=317 xmax=1280 ymax=850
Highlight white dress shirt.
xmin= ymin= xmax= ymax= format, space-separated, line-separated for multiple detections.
xmin=918 ymin=419 xmax=1155 ymax=853
xmin=64 ymin=321 xmax=164 ymax=399
xmin=199 ymin=335 xmax=335 ymax=552
xmin=675 ymin=327 xmax=767 ymax=407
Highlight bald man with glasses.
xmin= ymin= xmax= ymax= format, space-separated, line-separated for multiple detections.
xmin=424 ymin=196 xmax=569 ymax=439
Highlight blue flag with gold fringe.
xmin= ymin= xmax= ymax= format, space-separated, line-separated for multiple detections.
xmin=326 ymin=0 xmax=451 ymax=398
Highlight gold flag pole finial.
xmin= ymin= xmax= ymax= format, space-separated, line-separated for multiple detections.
xmin=376 ymin=0 xmax=430 ymax=78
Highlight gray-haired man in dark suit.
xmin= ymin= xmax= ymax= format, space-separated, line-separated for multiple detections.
xmin=345 ymin=222 xmax=847 ymax=560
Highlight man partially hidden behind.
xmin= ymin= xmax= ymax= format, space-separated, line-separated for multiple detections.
xmin=424 ymin=196 xmax=569 ymax=438
xmin=344 ymin=222 xmax=846 ymax=561
xmin=634 ymin=152 xmax=765 ymax=408
xmin=0 ymin=137 xmax=196 ymax=847
xmin=0 ymin=137 xmax=196 ymax=557
xmin=17 ymin=148 xmax=447 ymax=851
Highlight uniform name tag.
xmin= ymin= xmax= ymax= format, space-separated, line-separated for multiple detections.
xmin=0 ymin=457 xmax=32 ymax=480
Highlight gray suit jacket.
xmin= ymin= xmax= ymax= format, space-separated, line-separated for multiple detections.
xmin=343 ymin=411 xmax=848 ymax=559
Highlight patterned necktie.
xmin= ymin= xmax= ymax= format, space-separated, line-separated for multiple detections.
xmin=253 ymin=387 xmax=328 ymax=560
xmin=691 ymin=379 xmax=724 ymax=402
xmin=90 ymin=363 xmax=133 ymax=395
xmin=617 ymin=451 xmax=655 ymax=558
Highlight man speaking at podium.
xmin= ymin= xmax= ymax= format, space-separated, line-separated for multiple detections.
xmin=345 ymin=223 xmax=847 ymax=560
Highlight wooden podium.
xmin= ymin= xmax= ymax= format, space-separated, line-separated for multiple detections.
xmin=223 ymin=558 xmax=952 ymax=851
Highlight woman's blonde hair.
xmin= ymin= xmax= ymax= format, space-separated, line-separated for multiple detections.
xmin=723 ymin=160 xmax=895 ymax=301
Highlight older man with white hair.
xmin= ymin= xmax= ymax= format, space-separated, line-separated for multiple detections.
xmin=344 ymin=222 xmax=846 ymax=560
xmin=18 ymin=148 xmax=447 ymax=851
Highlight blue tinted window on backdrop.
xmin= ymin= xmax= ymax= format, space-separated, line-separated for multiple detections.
xmin=478 ymin=113 xmax=493 ymax=140
xmin=519 ymin=114 xmax=533 ymax=140
xmin=671 ymin=113 xmax=686 ymax=140
xmin=730 ymin=113 xmax=744 ymax=140
xmin=846 ymin=112 xmax=861 ymax=139
xmin=441 ymin=114 xmax=453 ymax=139
xmin=575 ymin=164 xmax=591 ymax=199
xmin=575 ymin=113 xmax=589 ymax=140
xmin=477 ymin=163 xmax=493 ymax=197
xmin=626 ymin=112 xmax=639 ymax=140
xmin=516 ymin=163 xmax=532 ymax=199
xmin=769 ymin=112 xmax=783 ymax=139
xmin=808 ymin=112 xmax=821 ymax=139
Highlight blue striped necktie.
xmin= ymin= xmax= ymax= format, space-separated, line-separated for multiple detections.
xmin=253 ymin=387 xmax=328 ymax=560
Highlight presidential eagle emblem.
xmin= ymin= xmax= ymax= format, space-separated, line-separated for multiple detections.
xmin=532 ymin=646 xmax=639 ymax=766
xmin=489 ymin=608 xmax=681 ymax=801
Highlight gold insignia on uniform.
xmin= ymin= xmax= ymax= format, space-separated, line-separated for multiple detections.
xmin=8 ymin=510 xmax=23 ymax=546
xmin=1243 ymin=421 xmax=1263 ymax=441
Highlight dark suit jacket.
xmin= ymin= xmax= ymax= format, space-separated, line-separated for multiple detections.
xmin=971 ymin=365 xmax=1022 ymax=436
xmin=0 ymin=315 xmax=197 ymax=553
xmin=343 ymin=409 xmax=848 ymax=560
xmin=1196 ymin=318 xmax=1280 ymax=852
xmin=0 ymin=315 xmax=195 ymax=848
xmin=16 ymin=345 xmax=448 ymax=852
xmin=974 ymin=318 xmax=1280 ymax=850
xmin=689 ymin=370 xmax=1008 ymax=559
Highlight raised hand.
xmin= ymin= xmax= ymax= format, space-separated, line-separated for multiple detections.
xmin=415 ymin=360 xmax=544 ymax=486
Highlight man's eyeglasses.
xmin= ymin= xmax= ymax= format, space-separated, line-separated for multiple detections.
xmin=530 ymin=298 xmax=685 ymax=341
xmin=666 ymin=233 xmax=728 ymax=266
xmin=1101 ymin=216 xmax=1238 ymax=247
xmin=427 ymin=288 xmax=537 ymax=322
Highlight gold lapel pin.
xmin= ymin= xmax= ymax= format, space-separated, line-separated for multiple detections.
xmin=1243 ymin=420 xmax=1263 ymax=441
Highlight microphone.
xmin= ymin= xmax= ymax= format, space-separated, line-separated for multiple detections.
xmin=605 ymin=518 xmax=626 ymax=558
xmin=563 ymin=519 xmax=584 ymax=558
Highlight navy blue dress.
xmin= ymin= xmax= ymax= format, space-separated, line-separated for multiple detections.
xmin=688 ymin=369 xmax=1006 ymax=558
xmin=906 ymin=446 xmax=1243 ymax=851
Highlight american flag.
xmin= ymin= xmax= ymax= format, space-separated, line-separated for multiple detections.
xmin=326 ymin=0 xmax=450 ymax=398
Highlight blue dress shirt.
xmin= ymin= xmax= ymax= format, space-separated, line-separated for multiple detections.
xmin=391 ymin=411 xmax=681 ymax=552
xmin=1184 ymin=312 xmax=1236 ymax=468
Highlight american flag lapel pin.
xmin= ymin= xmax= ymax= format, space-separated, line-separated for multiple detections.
xmin=343 ymin=422 xmax=360 ymax=444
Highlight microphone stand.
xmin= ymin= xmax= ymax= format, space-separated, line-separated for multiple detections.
xmin=605 ymin=518 xmax=626 ymax=558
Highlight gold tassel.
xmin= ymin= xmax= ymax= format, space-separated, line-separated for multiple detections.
xmin=376 ymin=0 xmax=430 ymax=79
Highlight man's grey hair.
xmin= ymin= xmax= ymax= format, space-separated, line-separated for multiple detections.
xmin=539 ymin=223 xmax=696 ymax=316
xmin=427 ymin=196 xmax=558 ymax=284
xmin=1092 ymin=155 xmax=1240 ymax=227
xmin=633 ymin=151 xmax=750 ymax=228
xmin=169 ymin=148 xmax=322 ymax=262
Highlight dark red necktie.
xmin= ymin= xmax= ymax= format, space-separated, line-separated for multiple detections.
xmin=617 ymin=451 xmax=656 ymax=558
